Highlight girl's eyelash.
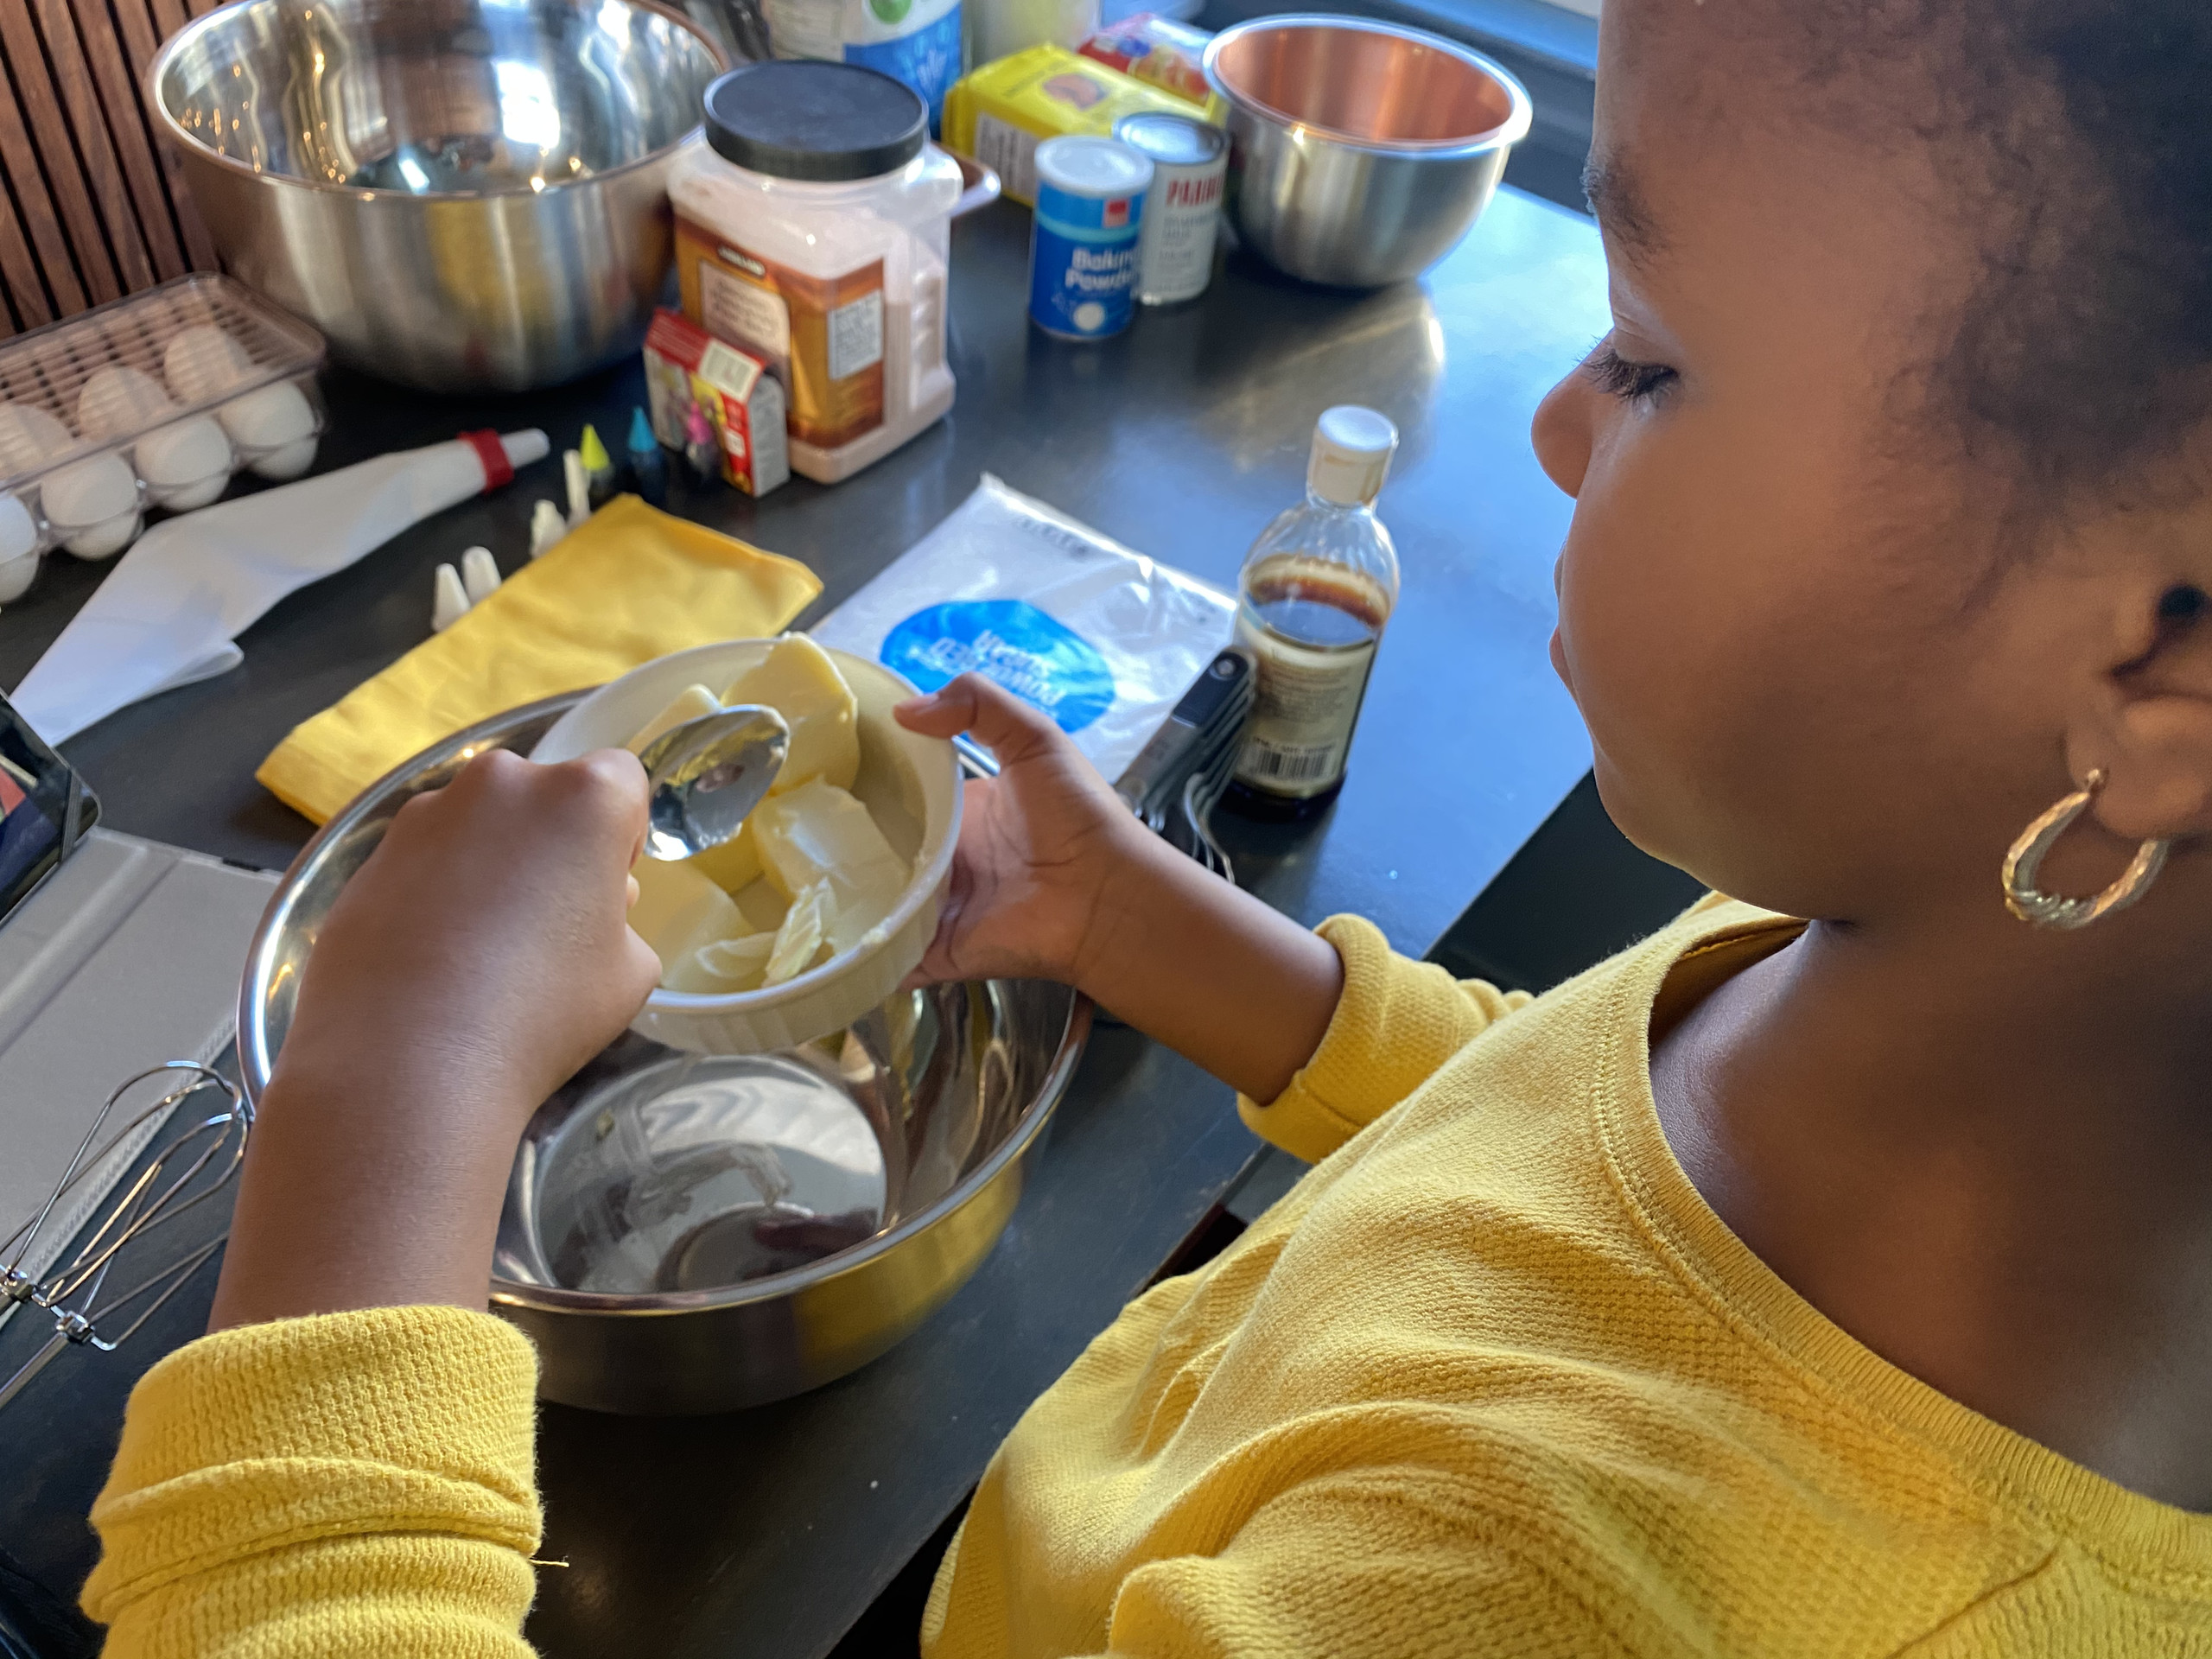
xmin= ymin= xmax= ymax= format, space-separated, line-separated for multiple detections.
xmin=1585 ymin=342 xmax=1677 ymax=404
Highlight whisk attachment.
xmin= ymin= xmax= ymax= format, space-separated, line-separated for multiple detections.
xmin=0 ymin=1062 xmax=251 ymax=1412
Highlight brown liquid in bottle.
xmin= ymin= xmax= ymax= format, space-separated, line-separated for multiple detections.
xmin=1246 ymin=570 xmax=1389 ymax=647
xmin=1226 ymin=558 xmax=1393 ymax=820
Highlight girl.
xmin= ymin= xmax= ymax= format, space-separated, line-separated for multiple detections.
xmin=81 ymin=0 xmax=2212 ymax=1651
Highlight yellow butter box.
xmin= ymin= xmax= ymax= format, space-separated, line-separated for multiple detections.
xmin=944 ymin=45 xmax=1205 ymax=207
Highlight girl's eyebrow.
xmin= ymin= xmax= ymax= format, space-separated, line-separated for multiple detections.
xmin=1584 ymin=153 xmax=1667 ymax=266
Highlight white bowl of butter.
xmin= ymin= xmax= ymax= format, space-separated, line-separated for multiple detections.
xmin=533 ymin=635 xmax=962 ymax=1055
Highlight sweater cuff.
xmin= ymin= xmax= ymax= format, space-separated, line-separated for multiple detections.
xmin=83 ymin=1305 xmax=541 ymax=1624
xmin=1231 ymin=918 xmax=1389 ymax=1161
xmin=1238 ymin=915 xmax=1524 ymax=1164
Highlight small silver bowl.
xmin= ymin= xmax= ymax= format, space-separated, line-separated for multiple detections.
xmin=1203 ymin=16 xmax=1532 ymax=289
xmin=239 ymin=695 xmax=1091 ymax=1414
xmin=152 ymin=0 xmax=725 ymax=391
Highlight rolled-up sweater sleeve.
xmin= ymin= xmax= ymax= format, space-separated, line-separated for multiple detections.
xmin=83 ymin=1304 xmax=543 ymax=1658
xmin=1237 ymin=915 xmax=1529 ymax=1163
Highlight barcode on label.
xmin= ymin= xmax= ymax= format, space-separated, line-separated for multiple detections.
xmin=826 ymin=289 xmax=884 ymax=382
xmin=972 ymin=114 xmax=1039 ymax=205
xmin=1243 ymin=742 xmax=1338 ymax=783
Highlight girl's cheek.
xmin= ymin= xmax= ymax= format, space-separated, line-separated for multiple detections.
xmin=1556 ymin=423 xmax=1707 ymax=715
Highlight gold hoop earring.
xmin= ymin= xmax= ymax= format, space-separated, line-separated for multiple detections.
xmin=2001 ymin=769 xmax=2170 ymax=929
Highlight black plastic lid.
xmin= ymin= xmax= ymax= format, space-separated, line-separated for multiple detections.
xmin=702 ymin=61 xmax=928 ymax=183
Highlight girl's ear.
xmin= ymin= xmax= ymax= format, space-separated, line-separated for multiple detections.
xmin=2068 ymin=580 xmax=2212 ymax=841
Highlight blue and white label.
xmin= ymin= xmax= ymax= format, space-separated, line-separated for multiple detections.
xmin=881 ymin=600 xmax=1117 ymax=733
xmin=766 ymin=0 xmax=961 ymax=127
xmin=1027 ymin=184 xmax=1146 ymax=339
xmin=845 ymin=0 xmax=961 ymax=126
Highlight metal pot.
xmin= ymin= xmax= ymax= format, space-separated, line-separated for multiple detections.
xmin=150 ymin=0 xmax=726 ymax=393
xmin=238 ymin=695 xmax=1092 ymax=1414
xmin=1202 ymin=16 xmax=1532 ymax=289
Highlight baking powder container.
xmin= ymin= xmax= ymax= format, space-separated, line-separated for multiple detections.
xmin=1111 ymin=112 xmax=1226 ymax=305
xmin=1027 ymin=137 xmax=1154 ymax=340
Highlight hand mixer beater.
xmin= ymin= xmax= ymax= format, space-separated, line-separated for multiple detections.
xmin=0 ymin=1063 xmax=251 ymax=1414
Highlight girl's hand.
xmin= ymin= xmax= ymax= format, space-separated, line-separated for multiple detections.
xmin=211 ymin=748 xmax=658 ymax=1329
xmin=275 ymin=747 xmax=660 ymax=1124
xmin=896 ymin=673 xmax=1344 ymax=1104
xmin=894 ymin=674 xmax=1154 ymax=988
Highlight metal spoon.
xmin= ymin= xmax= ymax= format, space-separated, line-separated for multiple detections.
xmin=636 ymin=705 xmax=790 ymax=861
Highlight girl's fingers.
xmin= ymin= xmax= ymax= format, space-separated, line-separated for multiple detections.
xmin=893 ymin=675 xmax=1060 ymax=766
xmin=892 ymin=682 xmax=969 ymax=732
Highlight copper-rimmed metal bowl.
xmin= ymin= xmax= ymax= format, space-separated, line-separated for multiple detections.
xmin=1203 ymin=16 xmax=1532 ymax=288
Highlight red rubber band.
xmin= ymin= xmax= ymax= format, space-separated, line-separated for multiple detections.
xmin=459 ymin=429 xmax=512 ymax=493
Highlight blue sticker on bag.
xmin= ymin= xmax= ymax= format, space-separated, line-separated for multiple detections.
xmin=881 ymin=600 xmax=1116 ymax=733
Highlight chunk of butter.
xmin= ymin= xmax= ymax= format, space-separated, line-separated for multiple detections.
xmin=674 ymin=931 xmax=776 ymax=995
xmin=629 ymin=856 xmax=747 ymax=983
xmin=825 ymin=879 xmax=906 ymax=957
xmin=733 ymin=875 xmax=791 ymax=935
xmin=721 ymin=635 xmax=859 ymax=794
xmin=626 ymin=683 xmax=721 ymax=756
xmin=765 ymin=879 xmax=836 ymax=985
xmin=750 ymin=777 xmax=908 ymax=903
xmin=688 ymin=823 xmax=762 ymax=895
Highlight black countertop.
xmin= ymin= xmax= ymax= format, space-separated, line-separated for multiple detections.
xmin=0 ymin=187 xmax=1603 ymax=1657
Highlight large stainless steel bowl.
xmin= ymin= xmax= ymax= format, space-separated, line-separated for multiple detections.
xmin=238 ymin=694 xmax=1092 ymax=1414
xmin=1202 ymin=16 xmax=1531 ymax=289
xmin=151 ymin=0 xmax=725 ymax=392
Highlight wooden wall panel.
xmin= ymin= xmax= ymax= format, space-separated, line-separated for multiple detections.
xmin=0 ymin=0 xmax=218 ymax=339
xmin=108 ymin=0 xmax=217 ymax=269
xmin=0 ymin=56 xmax=92 ymax=325
xmin=58 ymin=0 xmax=189 ymax=278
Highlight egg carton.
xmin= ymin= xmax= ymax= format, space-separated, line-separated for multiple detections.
xmin=0 ymin=274 xmax=327 ymax=601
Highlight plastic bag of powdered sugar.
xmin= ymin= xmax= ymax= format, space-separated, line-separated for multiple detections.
xmin=811 ymin=474 xmax=1235 ymax=783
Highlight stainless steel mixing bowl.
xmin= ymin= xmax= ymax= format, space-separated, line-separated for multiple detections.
xmin=151 ymin=0 xmax=725 ymax=391
xmin=1202 ymin=16 xmax=1532 ymax=289
xmin=238 ymin=694 xmax=1092 ymax=1414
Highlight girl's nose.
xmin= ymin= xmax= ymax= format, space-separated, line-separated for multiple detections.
xmin=1531 ymin=368 xmax=1593 ymax=500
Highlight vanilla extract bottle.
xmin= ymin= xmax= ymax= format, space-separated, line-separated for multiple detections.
xmin=1224 ymin=405 xmax=1401 ymax=820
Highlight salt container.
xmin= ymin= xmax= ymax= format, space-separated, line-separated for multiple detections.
xmin=668 ymin=62 xmax=962 ymax=486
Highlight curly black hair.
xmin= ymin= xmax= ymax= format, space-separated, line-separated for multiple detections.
xmin=1846 ymin=3 xmax=2212 ymax=495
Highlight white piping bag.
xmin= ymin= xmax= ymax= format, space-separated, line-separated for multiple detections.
xmin=10 ymin=429 xmax=548 ymax=746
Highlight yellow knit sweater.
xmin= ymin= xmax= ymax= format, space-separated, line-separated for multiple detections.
xmin=85 ymin=900 xmax=2212 ymax=1655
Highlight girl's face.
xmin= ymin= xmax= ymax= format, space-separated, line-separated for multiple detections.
xmin=1532 ymin=0 xmax=2133 ymax=924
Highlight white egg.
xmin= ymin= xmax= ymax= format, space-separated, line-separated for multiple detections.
xmin=0 ymin=493 xmax=38 ymax=567
xmin=77 ymin=366 xmax=175 ymax=442
xmin=0 ymin=549 xmax=38 ymax=603
xmin=162 ymin=324 xmax=252 ymax=404
xmin=0 ymin=404 xmax=69 ymax=475
xmin=251 ymin=436 xmax=319 ymax=481
xmin=60 ymin=508 xmax=141 ymax=562
xmin=41 ymin=452 xmax=140 ymax=534
xmin=219 ymin=382 xmax=319 ymax=478
xmin=149 ymin=473 xmax=231 ymax=511
xmin=137 ymin=416 xmax=233 ymax=507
